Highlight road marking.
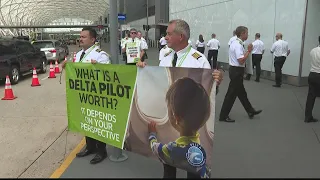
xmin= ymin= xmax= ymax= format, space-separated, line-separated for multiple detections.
xmin=41 ymin=77 xmax=48 ymax=81
xmin=49 ymin=138 xmax=85 ymax=178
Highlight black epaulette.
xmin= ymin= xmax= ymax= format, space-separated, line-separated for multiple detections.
xmin=96 ymin=49 xmax=102 ymax=53
xmin=192 ymin=52 xmax=202 ymax=60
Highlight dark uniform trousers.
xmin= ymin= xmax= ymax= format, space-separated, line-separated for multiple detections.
xmin=247 ymin=54 xmax=263 ymax=80
xmin=305 ymin=72 xmax=320 ymax=120
xmin=197 ymin=47 xmax=205 ymax=54
xmin=208 ymin=50 xmax=219 ymax=69
xmin=219 ymin=66 xmax=254 ymax=120
xmin=274 ymin=56 xmax=286 ymax=85
xmin=86 ymin=136 xmax=106 ymax=154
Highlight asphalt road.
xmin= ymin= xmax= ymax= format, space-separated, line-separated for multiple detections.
xmin=0 ymin=45 xmax=83 ymax=178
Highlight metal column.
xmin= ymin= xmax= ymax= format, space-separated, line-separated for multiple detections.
xmin=145 ymin=0 xmax=149 ymax=41
xmin=108 ymin=0 xmax=128 ymax=162
xmin=109 ymin=0 xmax=119 ymax=64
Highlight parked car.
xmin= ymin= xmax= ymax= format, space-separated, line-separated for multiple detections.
xmin=32 ymin=40 xmax=69 ymax=64
xmin=68 ymin=39 xmax=77 ymax=45
xmin=0 ymin=39 xmax=47 ymax=84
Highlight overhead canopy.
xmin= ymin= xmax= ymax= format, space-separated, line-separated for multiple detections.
xmin=0 ymin=0 xmax=109 ymax=28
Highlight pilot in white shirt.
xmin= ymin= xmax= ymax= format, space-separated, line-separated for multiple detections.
xmin=122 ymin=28 xmax=148 ymax=65
xmin=270 ymin=33 xmax=290 ymax=87
xmin=207 ymin=33 xmax=220 ymax=69
xmin=304 ymin=36 xmax=320 ymax=123
xmin=219 ymin=26 xmax=262 ymax=123
xmin=159 ymin=44 xmax=210 ymax=69
xmin=159 ymin=35 xmax=167 ymax=49
xmin=75 ymin=45 xmax=110 ymax=64
xmin=245 ymin=33 xmax=265 ymax=82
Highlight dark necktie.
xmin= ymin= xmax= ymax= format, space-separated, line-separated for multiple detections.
xmin=172 ymin=53 xmax=178 ymax=67
xmin=79 ymin=51 xmax=85 ymax=62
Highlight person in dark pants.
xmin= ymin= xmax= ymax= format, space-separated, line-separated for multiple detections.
xmin=195 ymin=34 xmax=205 ymax=54
xmin=207 ymin=33 xmax=220 ymax=69
xmin=62 ymin=27 xmax=109 ymax=164
xmin=245 ymin=33 xmax=265 ymax=82
xmin=270 ymin=33 xmax=290 ymax=88
xmin=219 ymin=26 xmax=262 ymax=123
xmin=305 ymin=36 xmax=320 ymax=123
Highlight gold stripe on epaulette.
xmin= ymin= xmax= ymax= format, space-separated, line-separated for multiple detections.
xmin=192 ymin=52 xmax=201 ymax=60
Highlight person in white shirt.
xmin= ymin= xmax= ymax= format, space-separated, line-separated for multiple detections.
xmin=245 ymin=33 xmax=265 ymax=82
xmin=159 ymin=34 xmax=167 ymax=50
xmin=219 ymin=26 xmax=262 ymax=123
xmin=195 ymin=34 xmax=205 ymax=54
xmin=305 ymin=36 xmax=320 ymax=123
xmin=270 ymin=33 xmax=291 ymax=87
xmin=61 ymin=27 xmax=110 ymax=164
xmin=122 ymin=28 xmax=148 ymax=65
xmin=136 ymin=18 xmax=223 ymax=178
xmin=137 ymin=31 xmax=149 ymax=62
xmin=207 ymin=33 xmax=220 ymax=69
xmin=228 ymin=30 xmax=237 ymax=47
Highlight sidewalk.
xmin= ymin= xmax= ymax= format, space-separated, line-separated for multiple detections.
xmin=57 ymin=43 xmax=320 ymax=178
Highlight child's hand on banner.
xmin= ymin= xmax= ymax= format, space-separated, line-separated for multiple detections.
xmin=148 ymin=121 xmax=157 ymax=134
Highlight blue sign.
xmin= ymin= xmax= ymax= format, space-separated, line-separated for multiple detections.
xmin=118 ymin=14 xmax=126 ymax=20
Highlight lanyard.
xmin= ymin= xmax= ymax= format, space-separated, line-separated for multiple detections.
xmin=172 ymin=46 xmax=192 ymax=67
xmin=79 ymin=45 xmax=96 ymax=63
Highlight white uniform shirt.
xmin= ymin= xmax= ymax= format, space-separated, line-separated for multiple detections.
xmin=271 ymin=40 xmax=290 ymax=57
xmin=121 ymin=37 xmax=148 ymax=50
xmin=229 ymin=38 xmax=245 ymax=67
xmin=207 ymin=38 xmax=220 ymax=50
xmin=252 ymin=39 xmax=265 ymax=54
xmin=228 ymin=36 xmax=237 ymax=46
xmin=188 ymin=40 xmax=192 ymax=47
xmin=140 ymin=37 xmax=148 ymax=50
xmin=75 ymin=45 xmax=110 ymax=64
xmin=310 ymin=46 xmax=320 ymax=73
xmin=159 ymin=45 xmax=210 ymax=69
xmin=195 ymin=40 xmax=206 ymax=48
xmin=159 ymin=37 xmax=167 ymax=46
xmin=159 ymin=45 xmax=173 ymax=61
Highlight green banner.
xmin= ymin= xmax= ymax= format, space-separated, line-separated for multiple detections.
xmin=65 ymin=63 xmax=137 ymax=149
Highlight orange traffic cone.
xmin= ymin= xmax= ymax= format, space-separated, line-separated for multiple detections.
xmin=48 ymin=62 xmax=56 ymax=78
xmin=54 ymin=60 xmax=60 ymax=74
xmin=2 ymin=76 xmax=17 ymax=100
xmin=31 ymin=68 xmax=41 ymax=87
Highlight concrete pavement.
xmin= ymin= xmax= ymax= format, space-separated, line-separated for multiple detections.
xmin=0 ymin=45 xmax=83 ymax=178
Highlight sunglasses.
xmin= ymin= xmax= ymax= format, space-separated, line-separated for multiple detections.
xmin=130 ymin=32 xmax=137 ymax=34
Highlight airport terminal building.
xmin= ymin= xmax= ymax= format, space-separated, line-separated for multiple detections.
xmin=169 ymin=0 xmax=320 ymax=86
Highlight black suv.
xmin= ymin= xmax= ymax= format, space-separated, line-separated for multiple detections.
xmin=0 ymin=39 xmax=48 ymax=84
